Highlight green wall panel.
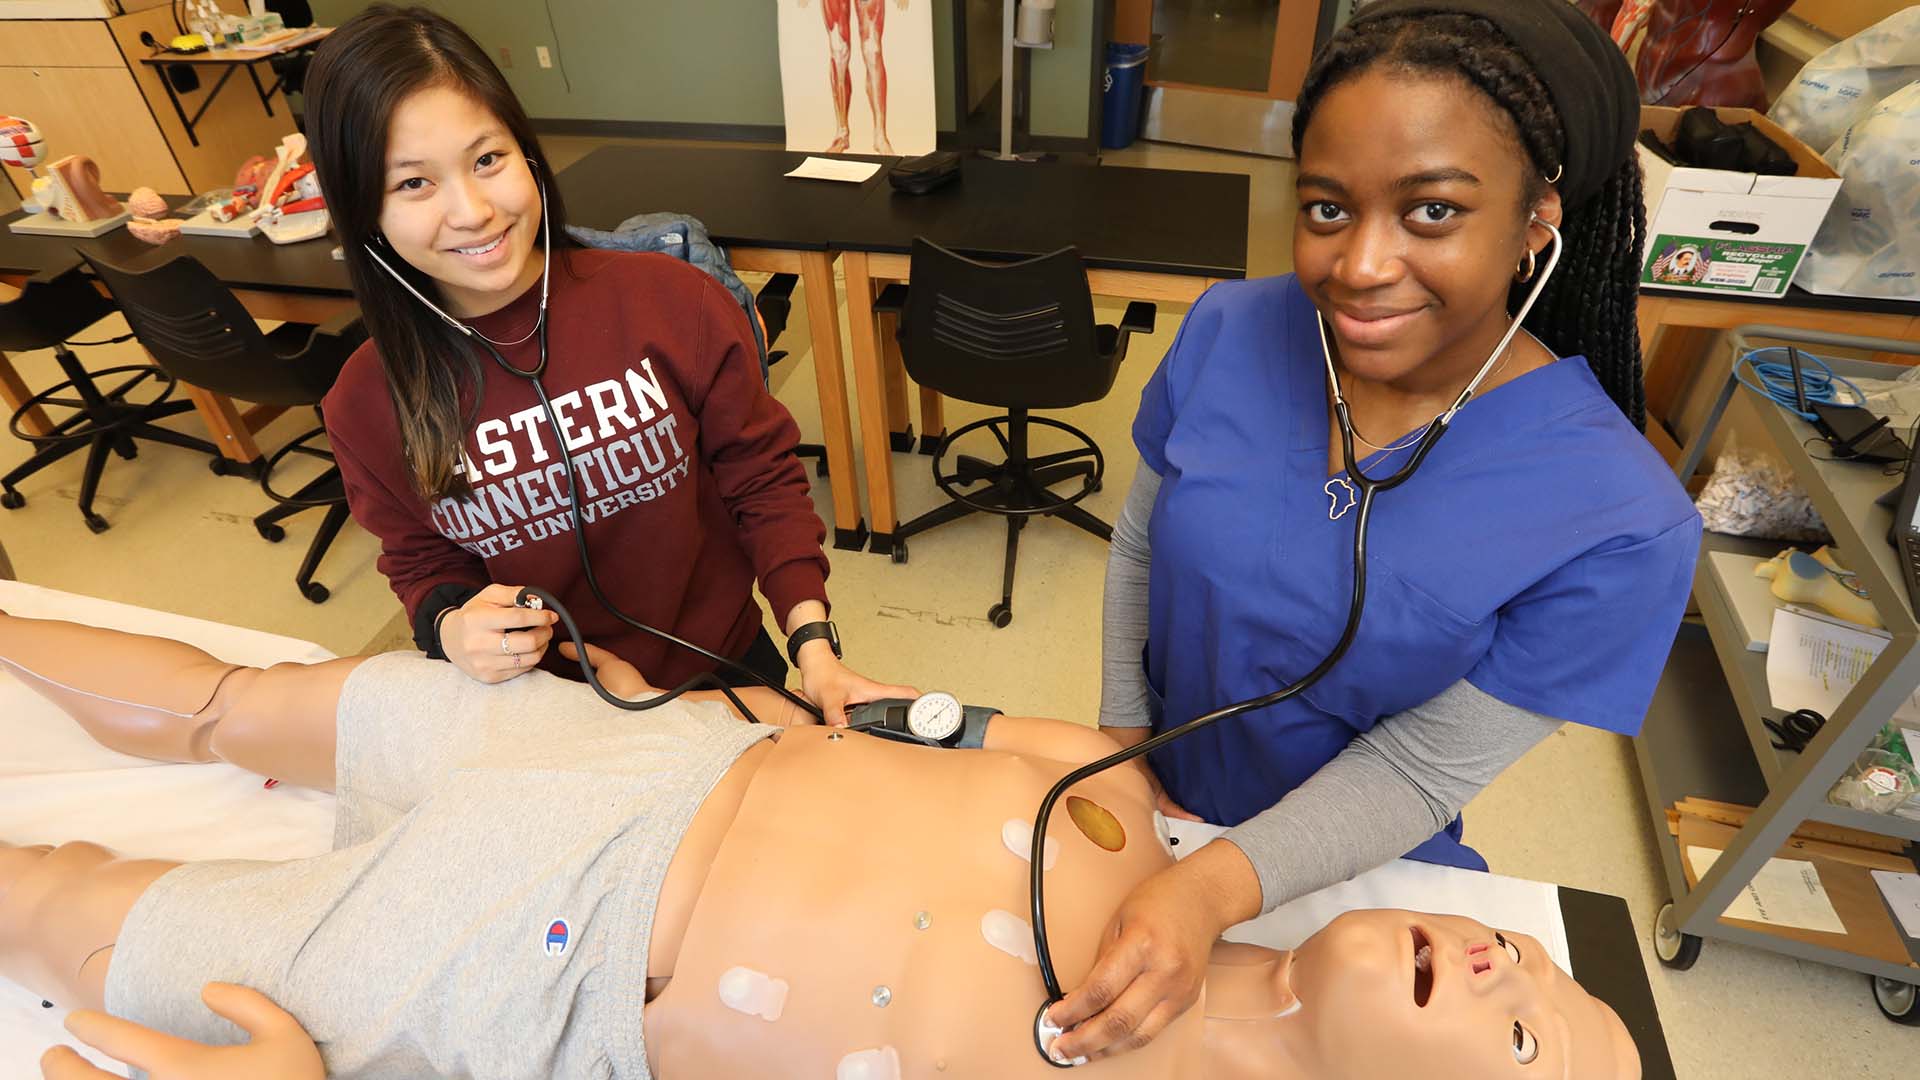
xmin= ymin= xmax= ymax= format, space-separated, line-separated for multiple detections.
xmin=1027 ymin=0 xmax=1091 ymax=138
xmin=304 ymin=1 xmax=1112 ymax=136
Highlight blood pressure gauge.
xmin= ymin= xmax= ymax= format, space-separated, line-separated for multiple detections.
xmin=846 ymin=691 xmax=993 ymax=749
xmin=907 ymin=691 xmax=965 ymax=743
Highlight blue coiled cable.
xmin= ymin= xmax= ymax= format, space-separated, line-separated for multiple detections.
xmin=1733 ymin=346 xmax=1865 ymax=421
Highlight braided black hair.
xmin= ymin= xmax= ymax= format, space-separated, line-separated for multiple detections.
xmin=1291 ymin=12 xmax=1647 ymax=429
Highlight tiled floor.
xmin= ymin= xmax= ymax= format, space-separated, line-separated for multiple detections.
xmin=0 ymin=135 xmax=1912 ymax=1077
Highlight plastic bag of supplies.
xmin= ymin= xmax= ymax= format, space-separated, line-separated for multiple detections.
xmin=1769 ymin=10 xmax=1920 ymax=301
xmin=1768 ymin=8 xmax=1920 ymax=153
xmin=1790 ymin=81 xmax=1919 ymax=300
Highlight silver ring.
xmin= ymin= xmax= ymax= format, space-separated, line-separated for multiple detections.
xmin=501 ymin=633 xmax=512 ymax=655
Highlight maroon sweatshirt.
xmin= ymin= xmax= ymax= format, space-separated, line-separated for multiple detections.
xmin=325 ymin=248 xmax=830 ymax=687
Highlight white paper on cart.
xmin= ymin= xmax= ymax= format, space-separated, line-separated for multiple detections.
xmin=1686 ymin=846 xmax=1845 ymax=933
xmin=1870 ymin=870 xmax=1920 ymax=939
xmin=1763 ymin=607 xmax=1920 ymax=722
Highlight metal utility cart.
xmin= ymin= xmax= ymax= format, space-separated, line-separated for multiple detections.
xmin=1639 ymin=326 xmax=1920 ymax=1025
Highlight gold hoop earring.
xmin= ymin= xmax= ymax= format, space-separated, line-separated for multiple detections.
xmin=1516 ymin=247 xmax=1537 ymax=283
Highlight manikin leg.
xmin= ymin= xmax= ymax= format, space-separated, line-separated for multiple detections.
xmin=821 ymin=0 xmax=854 ymax=152
xmin=0 ymin=611 xmax=358 ymax=791
xmin=0 ymin=840 xmax=176 ymax=1012
xmin=855 ymin=0 xmax=892 ymax=154
xmin=0 ymin=612 xmax=366 ymax=1010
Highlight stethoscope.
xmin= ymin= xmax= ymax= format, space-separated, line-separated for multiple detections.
xmin=1026 ymin=219 xmax=1564 ymax=1066
xmin=363 ymin=164 xmax=822 ymax=726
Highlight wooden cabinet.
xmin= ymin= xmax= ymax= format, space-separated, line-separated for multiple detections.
xmin=0 ymin=63 xmax=186 ymax=195
xmin=0 ymin=18 xmax=124 ymax=67
xmin=0 ymin=4 xmax=298 ymax=198
xmin=105 ymin=2 xmax=301 ymax=194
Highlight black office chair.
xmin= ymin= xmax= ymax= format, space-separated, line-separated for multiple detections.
xmin=755 ymin=272 xmax=830 ymax=477
xmin=875 ymin=239 xmax=1155 ymax=627
xmin=261 ymin=3 xmax=317 ymax=130
xmin=264 ymin=0 xmax=314 ymax=26
xmin=80 ymin=252 xmax=366 ymax=603
xmin=1 ymin=263 xmax=227 ymax=533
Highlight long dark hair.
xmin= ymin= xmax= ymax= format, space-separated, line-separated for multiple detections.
xmin=306 ymin=4 xmax=574 ymax=499
xmin=1292 ymin=12 xmax=1648 ymax=429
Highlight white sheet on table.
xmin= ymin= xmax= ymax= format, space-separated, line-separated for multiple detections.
xmin=0 ymin=581 xmax=339 ymax=1079
xmin=1166 ymin=818 xmax=1573 ymax=976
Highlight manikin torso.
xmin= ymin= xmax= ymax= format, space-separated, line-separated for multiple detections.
xmin=635 ymin=725 xmax=1640 ymax=1079
xmin=642 ymin=725 xmax=1198 ymax=1077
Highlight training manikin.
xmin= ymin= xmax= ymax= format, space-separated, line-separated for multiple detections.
xmin=0 ymin=611 xmax=1638 ymax=1079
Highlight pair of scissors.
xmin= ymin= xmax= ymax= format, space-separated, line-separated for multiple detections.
xmin=1764 ymin=709 xmax=1825 ymax=752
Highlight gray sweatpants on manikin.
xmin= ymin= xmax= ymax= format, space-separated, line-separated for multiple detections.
xmin=103 ymin=653 xmax=772 ymax=1080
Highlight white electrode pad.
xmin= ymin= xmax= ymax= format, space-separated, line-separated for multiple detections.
xmin=717 ymin=965 xmax=788 ymax=1021
xmin=1152 ymin=810 xmax=1174 ymax=857
xmin=980 ymin=909 xmax=1038 ymax=965
xmin=837 ymin=1046 xmax=903 ymax=1080
xmin=1002 ymin=818 xmax=1060 ymax=869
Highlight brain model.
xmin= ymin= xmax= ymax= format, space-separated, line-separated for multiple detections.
xmin=127 ymin=187 xmax=168 ymax=219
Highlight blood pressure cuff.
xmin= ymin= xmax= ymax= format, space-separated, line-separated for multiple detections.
xmin=846 ymin=699 xmax=999 ymax=749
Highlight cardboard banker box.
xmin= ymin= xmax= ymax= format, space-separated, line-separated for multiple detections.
xmin=1637 ymin=106 xmax=1842 ymax=298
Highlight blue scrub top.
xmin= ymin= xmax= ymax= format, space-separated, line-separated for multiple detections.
xmin=1134 ymin=275 xmax=1700 ymax=870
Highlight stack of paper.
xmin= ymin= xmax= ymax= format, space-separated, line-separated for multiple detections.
xmin=1764 ymin=606 xmax=1914 ymax=719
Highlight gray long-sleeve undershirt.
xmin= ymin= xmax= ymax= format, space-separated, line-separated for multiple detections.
xmin=1098 ymin=464 xmax=1561 ymax=915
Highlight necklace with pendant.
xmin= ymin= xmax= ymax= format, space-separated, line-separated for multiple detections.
xmin=1323 ymin=325 xmax=1531 ymax=521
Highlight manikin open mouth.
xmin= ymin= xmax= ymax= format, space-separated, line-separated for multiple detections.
xmin=1411 ymin=926 xmax=1434 ymax=1007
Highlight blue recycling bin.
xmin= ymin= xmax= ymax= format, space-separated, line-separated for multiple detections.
xmin=1102 ymin=43 xmax=1150 ymax=150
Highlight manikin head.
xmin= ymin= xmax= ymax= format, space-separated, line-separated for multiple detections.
xmin=1209 ymin=909 xmax=1638 ymax=1080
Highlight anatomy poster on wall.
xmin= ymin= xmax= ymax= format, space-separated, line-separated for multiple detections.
xmin=778 ymin=0 xmax=935 ymax=157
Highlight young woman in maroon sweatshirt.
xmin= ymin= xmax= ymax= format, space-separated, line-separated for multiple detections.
xmin=304 ymin=7 xmax=911 ymax=721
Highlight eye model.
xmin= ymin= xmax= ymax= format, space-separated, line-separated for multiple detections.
xmin=1512 ymin=1021 xmax=1538 ymax=1065
xmin=906 ymin=691 xmax=964 ymax=742
xmin=1496 ymin=932 xmax=1523 ymax=964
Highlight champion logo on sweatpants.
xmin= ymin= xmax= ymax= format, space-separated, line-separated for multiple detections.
xmin=545 ymin=919 xmax=571 ymax=958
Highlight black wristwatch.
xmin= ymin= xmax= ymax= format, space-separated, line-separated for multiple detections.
xmin=786 ymin=620 xmax=842 ymax=667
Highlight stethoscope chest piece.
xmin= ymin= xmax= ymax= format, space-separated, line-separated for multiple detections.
xmin=1034 ymin=1002 xmax=1085 ymax=1068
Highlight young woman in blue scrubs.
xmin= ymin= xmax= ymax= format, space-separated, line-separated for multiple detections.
xmin=1046 ymin=0 xmax=1701 ymax=1064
